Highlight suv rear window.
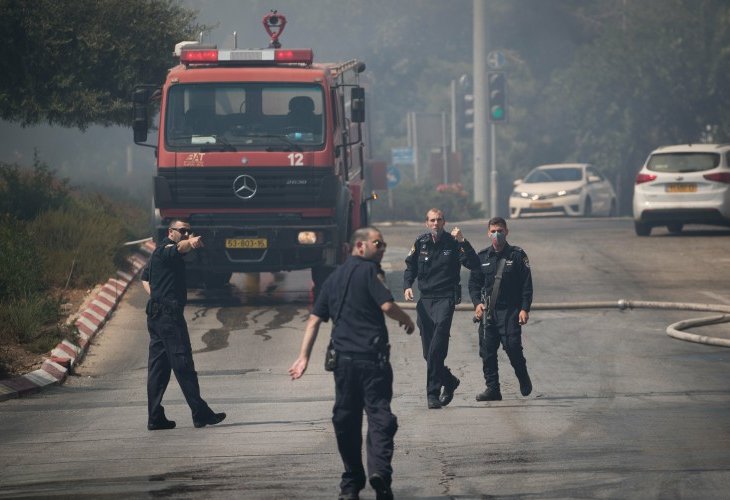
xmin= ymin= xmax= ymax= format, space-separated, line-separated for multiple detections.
xmin=647 ymin=152 xmax=720 ymax=173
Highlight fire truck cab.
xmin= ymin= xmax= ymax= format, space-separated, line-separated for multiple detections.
xmin=133 ymin=12 xmax=372 ymax=291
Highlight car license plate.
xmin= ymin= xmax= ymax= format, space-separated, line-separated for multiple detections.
xmin=225 ymin=238 xmax=268 ymax=249
xmin=530 ymin=201 xmax=553 ymax=209
xmin=666 ymin=183 xmax=697 ymax=193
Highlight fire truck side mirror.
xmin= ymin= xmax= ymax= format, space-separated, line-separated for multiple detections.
xmin=132 ymin=88 xmax=149 ymax=143
xmin=350 ymin=88 xmax=365 ymax=123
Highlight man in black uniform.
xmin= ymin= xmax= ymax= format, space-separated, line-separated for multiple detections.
xmin=404 ymin=208 xmax=480 ymax=409
xmin=468 ymin=216 xmax=533 ymax=401
xmin=141 ymin=219 xmax=226 ymax=430
xmin=289 ymin=226 xmax=415 ymax=500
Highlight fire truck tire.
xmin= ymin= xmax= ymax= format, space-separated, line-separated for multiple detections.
xmin=311 ymin=265 xmax=335 ymax=301
xmin=186 ymin=270 xmax=206 ymax=289
xmin=204 ymin=272 xmax=232 ymax=288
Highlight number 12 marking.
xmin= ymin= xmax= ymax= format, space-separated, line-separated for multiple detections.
xmin=288 ymin=153 xmax=304 ymax=166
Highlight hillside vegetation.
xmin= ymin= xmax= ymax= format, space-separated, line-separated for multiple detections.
xmin=0 ymin=159 xmax=148 ymax=377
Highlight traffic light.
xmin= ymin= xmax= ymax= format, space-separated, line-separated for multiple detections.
xmin=456 ymin=74 xmax=473 ymax=135
xmin=487 ymin=72 xmax=507 ymax=123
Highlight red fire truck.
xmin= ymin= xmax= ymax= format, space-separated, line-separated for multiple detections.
xmin=132 ymin=12 xmax=377 ymax=291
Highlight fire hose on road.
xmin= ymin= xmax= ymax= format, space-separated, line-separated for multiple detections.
xmin=396 ymin=299 xmax=730 ymax=348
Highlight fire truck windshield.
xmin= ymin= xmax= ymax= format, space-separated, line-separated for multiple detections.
xmin=165 ymin=83 xmax=325 ymax=151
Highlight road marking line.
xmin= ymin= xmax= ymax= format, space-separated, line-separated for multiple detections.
xmin=699 ymin=291 xmax=730 ymax=305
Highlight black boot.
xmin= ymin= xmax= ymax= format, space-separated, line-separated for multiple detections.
xmin=518 ymin=371 xmax=532 ymax=396
xmin=476 ymin=387 xmax=502 ymax=401
xmin=439 ymin=375 xmax=460 ymax=406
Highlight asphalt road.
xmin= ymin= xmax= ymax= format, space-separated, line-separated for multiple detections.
xmin=1 ymin=217 xmax=729 ymax=499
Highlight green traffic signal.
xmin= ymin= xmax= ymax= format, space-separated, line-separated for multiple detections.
xmin=487 ymin=72 xmax=507 ymax=123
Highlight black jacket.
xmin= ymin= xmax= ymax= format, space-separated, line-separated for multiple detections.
xmin=468 ymin=243 xmax=533 ymax=312
xmin=404 ymin=232 xmax=480 ymax=298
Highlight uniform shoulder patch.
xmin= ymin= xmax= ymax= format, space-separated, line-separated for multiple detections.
xmin=510 ymin=246 xmax=529 ymax=268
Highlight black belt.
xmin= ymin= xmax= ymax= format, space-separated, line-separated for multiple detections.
xmin=337 ymin=351 xmax=380 ymax=361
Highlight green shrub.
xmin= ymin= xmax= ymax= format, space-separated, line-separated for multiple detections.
xmin=0 ymin=294 xmax=59 ymax=345
xmin=0 ymin=161 xmax=148 ymax=363
xmin=371 ymin=181 xmax=484 ymax=222
xmin=0 ymin=158 xmax=69 ymax=221
xmin=0 ymin=217 xmax=43 ymax=301
xmin=28 ymin=202 xmax=127 ymax=288
xmin=0 ymin=217 xmax=57 ymax=346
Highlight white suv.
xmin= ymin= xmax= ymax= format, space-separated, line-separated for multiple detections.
xmin=633 ymin=143 xmax=730 ymax=236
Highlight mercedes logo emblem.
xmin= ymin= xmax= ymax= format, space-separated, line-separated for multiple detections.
xmin=233 ymin=174 xmax=257 ymax=200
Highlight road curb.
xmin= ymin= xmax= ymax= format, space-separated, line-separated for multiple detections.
xmin=0 ymin=240 xmax=155 ymax=403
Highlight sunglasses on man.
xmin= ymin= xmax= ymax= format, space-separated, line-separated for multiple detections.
xmin=170 ymin=227 xmax=192 ymax=236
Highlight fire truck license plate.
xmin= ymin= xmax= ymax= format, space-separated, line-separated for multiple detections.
xmin=225 ymin=238 xmax=268 ymax=249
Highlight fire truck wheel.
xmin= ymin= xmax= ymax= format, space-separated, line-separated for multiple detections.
xmin=311 ymin=265 xmax=335 ymax=302
xmin=204 ymin=272 xmax=232 ymax=289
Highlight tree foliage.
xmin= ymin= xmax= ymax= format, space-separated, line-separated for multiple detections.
xmin=0 ymin=0 xmax=198 ymax=129
xmin=498 ymin=0 xmax=730 ymax=211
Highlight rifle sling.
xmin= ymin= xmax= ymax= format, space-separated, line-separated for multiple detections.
xmin=486 ymin=256 xmax=507 ymax=320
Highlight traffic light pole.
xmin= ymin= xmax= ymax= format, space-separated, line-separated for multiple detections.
xmin=450 ymin=79 xmax=457 ymax=154
xmin=472 ymin=0 xmax=489 ymax=212
xmin=490 ymin=123 xmax=497 ymax=216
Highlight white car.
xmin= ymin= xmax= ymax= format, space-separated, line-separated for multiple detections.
xmin=509 ymin=163 xmax=617 ymax=219
xmin=633 ymin=143 xmax=730 ymax=236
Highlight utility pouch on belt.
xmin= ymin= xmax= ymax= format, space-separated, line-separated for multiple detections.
xmin=377 ymin=343 xmax=391 ymax=369
xmin=147 ymin=299 xmax=179 ymax=318
xmin=324 ymin=340 xmax=337 ymax=371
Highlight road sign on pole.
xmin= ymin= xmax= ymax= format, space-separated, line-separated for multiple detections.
xmin=487 ymin=50 xmax=506 ymax=70
xmin=386 ymin=166 xmax=401 ymax=189
xmin=391 ymin=147 xmax=414 ymax=165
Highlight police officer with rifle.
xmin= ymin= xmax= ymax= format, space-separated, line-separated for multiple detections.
xmin=468 ymin=216 xmax=533 ymax=401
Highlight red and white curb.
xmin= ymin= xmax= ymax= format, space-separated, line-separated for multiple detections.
xmin=0 ymin=240 xmax=155 ymax=402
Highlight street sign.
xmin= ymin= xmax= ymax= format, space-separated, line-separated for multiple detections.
xmin=391 ymin=147 xmax=414 ymax=165
xmin=487 ymin=50 xmax=506 ymax=70
xmin=386 ymin=166 xmax=401 ymax=189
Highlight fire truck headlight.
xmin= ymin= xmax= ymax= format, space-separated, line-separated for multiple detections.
xmin=298 ymin=231 xmax=323 ymax=245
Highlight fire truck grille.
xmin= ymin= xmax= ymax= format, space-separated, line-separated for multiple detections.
xmin=157 ymin=167 xmax=338 ymax=208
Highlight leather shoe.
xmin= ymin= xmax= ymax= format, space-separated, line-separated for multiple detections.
xmin=147 ymin=419 xmax=176 ymax=431
xmin=338 ymin=491 xmax=359 ymax=500
xmin=518 ymin=372 xmax=532 ymax=396
xmin=476 ymin=388 xmax=502 ymax=401
xmin=427 ymin=397 xmax=442 ymax=409
xmin=193 ymin=412 xmax=226 ymax=428
xmin=368 ymin=473 xmax=393 ymax=500
xmin=439 ymin=376 xmax=460 ymax=406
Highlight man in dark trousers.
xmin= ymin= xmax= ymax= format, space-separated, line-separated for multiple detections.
xmin=404 ymin=208 xmax=480 ymax=409
xmin=468 ymin=216 xmax=533 ymax=401
xmin=141 ymin=219 xmax=226 ymax=430
xmin=289 ymin=226 xmax=415 ymax=500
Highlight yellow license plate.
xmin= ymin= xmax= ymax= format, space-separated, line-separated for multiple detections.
xmin=225 ymin=238 xmax=268 ymax=249
xmin=530 ymin=201 xmax=553 ymax=209
xmin=666 ymin=183 xmax=697 ymax=193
